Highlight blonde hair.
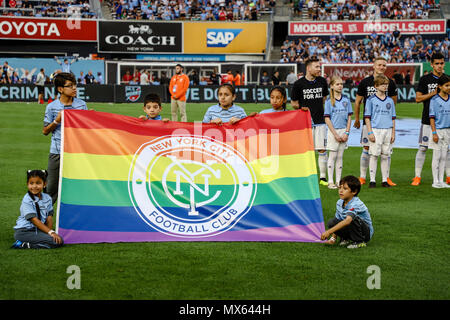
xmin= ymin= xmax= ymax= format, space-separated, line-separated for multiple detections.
xmin=329 ymin=76 xmax=343 ymax=107
xmin=374 ymin=75 xmax=389 ymax=87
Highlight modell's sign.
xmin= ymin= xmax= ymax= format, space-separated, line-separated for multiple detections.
xmin=289 ymin=20 xmax=446 ymax=36
xmin=98 ymin=21 xmax=182 ymax=53
xmin=0 ymin=17 xmax=97 ymax=41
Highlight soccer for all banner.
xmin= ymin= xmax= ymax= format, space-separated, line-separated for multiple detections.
xmin=56 ymin=110 xmax=325 ymax=243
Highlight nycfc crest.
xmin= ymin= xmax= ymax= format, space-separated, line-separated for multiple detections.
xmin=128 ymin=135 xmax=257 ymax=238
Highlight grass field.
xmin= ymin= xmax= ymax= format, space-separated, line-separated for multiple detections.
xmin=0 ymin=101 xmax=448 ymax=300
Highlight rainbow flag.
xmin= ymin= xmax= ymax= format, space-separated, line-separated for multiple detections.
xmin=57 ymin=110 xmax=325 ymax=243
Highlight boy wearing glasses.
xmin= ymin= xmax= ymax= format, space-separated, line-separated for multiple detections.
xmin=43 ymin=72 xmax=87 ymax=204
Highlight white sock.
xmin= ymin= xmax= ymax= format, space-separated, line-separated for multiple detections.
xmin=335 ymin=146 xmax=345 ymax=185
xmin=439 ymin=149 xmax=446 ymax=183
xmin=414 ymin=147 xmax=427 ymax=178
xmin=432 ymin=149 xmax=441 ymax=184
xmin=381 ymin=154 xmax=389 ymax=182
xmin=387 ymin=155 xmax=391 ymax=178
xmin=318 ymin=151 xmax=327 ymax=179
xmin=446 ymin=150 xmax=450 ymax=178
xmin=369 ymin=155 xmax=378 ymax=182
xmin=327 ymin=151 xmax=337 ymax=185
xmin=360 ymin=149 xmax=370 ymax=179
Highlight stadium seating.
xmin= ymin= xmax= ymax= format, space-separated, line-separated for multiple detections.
xmin=1 ymin=0 xmax=98 ymax=18
xmin=293 ymin=0 xmax=440 ymax=21
xmin=106 ymin=0 xmax=272 ymax=21
xmin=280 ymin=35 xmax=450 ymax=63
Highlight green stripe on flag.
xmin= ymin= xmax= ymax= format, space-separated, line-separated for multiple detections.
xmin=60 ymin=175 xmax=320 ymax=207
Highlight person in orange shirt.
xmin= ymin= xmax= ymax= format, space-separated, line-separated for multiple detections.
xmin=234 ymin=70 xmax=242 ymax=86
xmin=169 ymin=64 xmax=190 ymax=122
xmin=222 ymin=70 xmax=234 ymax=85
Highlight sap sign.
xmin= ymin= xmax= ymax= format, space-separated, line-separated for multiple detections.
xmin=206 ymin=29 xmax=242 ymax=47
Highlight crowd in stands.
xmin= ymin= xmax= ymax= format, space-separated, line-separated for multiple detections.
xmin=1 ymin=61 xmax=103 ymax=85
xmin=280 ymin=34 xmax=450 ymax=64
xmin=294 ymin=0 xmax=439 ymax=20
xmin=1 ymin=0 xmax=97 ymax=18
xmin=108 ymin=0 xmax=274 ymax=21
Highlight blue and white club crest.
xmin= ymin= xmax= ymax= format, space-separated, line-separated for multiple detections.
xmin=128 ymin=135 xmax=257 ymax=238
xmin=125 ymin=86 xmax=141 ymax=102
xmin=386 ymin=103 xmax=391 ymax=110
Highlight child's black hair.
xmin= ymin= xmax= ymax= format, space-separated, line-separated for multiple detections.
xmin=339 ymin=175 xmax=361 ymax=196
xmin=270 ymin=86 xmax=287 ymax=110
xmin=144 ymin=93 xmax=162 ymax=107
xmin=430 ymin=52 xmax=445 ymax=63
xmin=54 ymin=72 xmax=76 ymax=89
xmin=438 ymin=74 xmax=450 ymax=86
xmin=26 ymin=170 xmax=48 ymax=221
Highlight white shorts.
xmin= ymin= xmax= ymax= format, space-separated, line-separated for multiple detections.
xmin=312 ymin=124 xmax=327 ymax=150
xmin=428 ymin=128 xmax=450 ymax=150
xmin=327 ymin=128 xmax=348 ymax=152
xmin=418 ymin=124 xmax=432 ymax=147
xmin=360 ymin=125 xmax=370 ymax=147
xmin=368 ymin=128 xmax=393 ymax=156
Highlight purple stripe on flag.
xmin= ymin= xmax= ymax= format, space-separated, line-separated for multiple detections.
xmin=59 ymin=223 xmax=326 ymax=244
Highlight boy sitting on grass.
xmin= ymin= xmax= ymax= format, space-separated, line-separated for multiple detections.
xmin=321 ymin=175 xmax=374 ymax=249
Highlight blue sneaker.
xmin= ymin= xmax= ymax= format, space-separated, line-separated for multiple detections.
xmin=11 ymin=240 xmax=31 ymax=249
xmin=11 ymin=240 xmax=23 ymax=249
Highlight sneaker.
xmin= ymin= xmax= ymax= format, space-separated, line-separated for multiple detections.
xmin=440 ymin=182 xmax=450 ymax=188
xmin=319 ymin=178 xmax=328 ymax=186
xmin=347 ymin=242 xmax=367 ymax=249
xmin=328 ymin=183 xmax=337 ymax=189
xmin=432 ymin=182 xmax=444 ymax=189
xmin=381 ymin=182 xmax=391 ymax=188
xmin=411 ymin=176 xmax=421 ymax=186
xmin=11 ymin=240 xmax=23 ymax=249
xmin=339 ymin=239 xmax=352 ymax=247
xmin=359 ymin=177 xmax=366 ymax=185
xmin=386 ymin=177 xmax=397 ymax=186
xmin=369 ymin=182 xmax=376 ymax=188
xmin=447 ymin=177 xmax=450 ymax=185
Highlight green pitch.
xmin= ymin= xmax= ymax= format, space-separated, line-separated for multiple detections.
xmin=0 ymin=102 xmax=448 ymax=300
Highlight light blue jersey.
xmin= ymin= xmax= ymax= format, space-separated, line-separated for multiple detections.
xmin=202 ymin=104 xmax=247 ymax=123
xmin=14 ymin=193 xmax=53 ymax=230
xmin=260 ymin=108 xmax=285 ymax=114
xmin=364 ymin=95 xmax=396 ymax=129
xmin=324 ymin=96 xmax=353 ymax=129
xmin=429 ymin=94 xmax=450 ymax=129
xmin=335 ymin=196 xmax=374 ymax=239
xmin=146 ymin=115 xmax=162 ymax=120
xmin=43 ymin=98 xmax=87 ymax=154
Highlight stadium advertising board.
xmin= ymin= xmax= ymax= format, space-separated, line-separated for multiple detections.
xmin=0 ymin=84 xmax=418 ymax=103
xmin=323 ymin=64 xmax=418 ymax=83
xmin=184 ymin=22 xmax=267 ymax=54
xmin=289 ymin=20 xmax=446 ymax=36
xmin=0 ymin=17 xmax=97 ymax=41
xmin=98 ymin=21 xmax=183 ymax=53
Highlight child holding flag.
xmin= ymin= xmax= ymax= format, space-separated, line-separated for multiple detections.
xmin=259 ymin=86 xmax=288 ymax=114
xmin=139 ymin=93 xmax=169 ymax=122
xmin=321 ymin=175 xmax=374 ymax=249
xmin=202 ymin=83 xmax=247 ymax=125
xmin=11 ymin=170 xmax=64 ymax=249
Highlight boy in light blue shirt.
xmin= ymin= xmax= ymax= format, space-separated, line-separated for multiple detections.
xmin=321 ymin=175 xmax=373 ymax=249
xmin=429 ymin=74 xmax=450 ymax=188
xmin=364 ymin=75 xmax=396 ymax=188
xmin=43 ymin=73 xmax=87 ymax=203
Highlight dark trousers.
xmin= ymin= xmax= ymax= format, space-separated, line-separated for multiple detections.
xmin=14 ymin=228 xmax=64 ymax=249
xmin=327 ymin=216 xmax=371 ymax=243
xmin=47 ymin=153 xmax=60 ymax=204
